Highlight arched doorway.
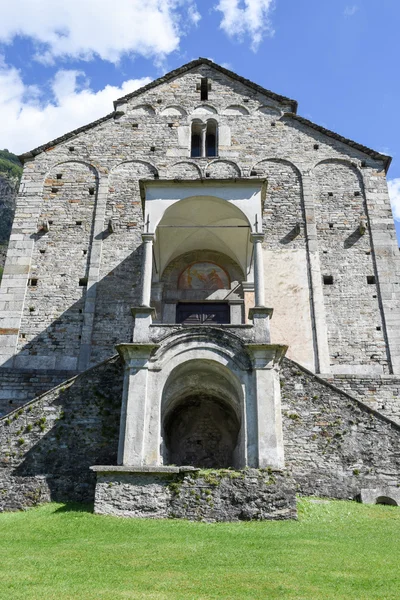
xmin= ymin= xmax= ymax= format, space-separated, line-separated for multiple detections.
xmin=161 ymin=358 xmax=244 ymax=468
xmin=164 ymin=394 xmax=239 ymax=468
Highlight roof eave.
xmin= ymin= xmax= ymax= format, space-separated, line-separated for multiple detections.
xmin=282 ymin=113 xmax=392 ymax=173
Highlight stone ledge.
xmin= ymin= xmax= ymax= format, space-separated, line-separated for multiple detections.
xmin=90 ymin=465 xmax=199 ymax=474
xmin=92 ymin=468 xmax=297 ymax=521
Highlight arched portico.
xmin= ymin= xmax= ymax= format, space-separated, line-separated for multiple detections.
xmin=116 ymin=327 xmax=286 ymax=470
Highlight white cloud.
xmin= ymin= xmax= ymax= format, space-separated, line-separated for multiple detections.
xmin=215 ymin=0 xmax=275 ymax=51
xmin=0 ymin=60 xmax=152 ymax=154
xmin=388 ymin=179 xmax=400 ymax=221
xmin=344 ymin=5 xmax=359 ymax=17
xmin=0 ymin=0 xmax=200 ymax=63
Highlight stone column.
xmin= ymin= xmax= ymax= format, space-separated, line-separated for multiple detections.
xmin=117 ymin=343 xmax=159 ymax=466
xmin=140 ymin=233 xmax=155 ymax=307
xmin=201 ymin=123 xmax=207 ymax=158
xmin=251 ymin=233 xmax=265 ymax=307
xmin=246 ymin=344 xmax=287 ymax=469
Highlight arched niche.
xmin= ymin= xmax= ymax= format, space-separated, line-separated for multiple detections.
xmin=19 ymin=161 xmax=99 ymax=361
xmin=256 ymin=105 xmax=281 ymax=117
xmin=192 ymin=104 xmax=217 ymax=115
xmin=223 ymin=105 xmax=250 ymax=116
xmin=376 ymin=496 xmax=398 ymax=506
xmin=107 ymin=160 xmax=157 ymax=227
xmin=313 ymin=159 xmax=387 ymax=372
xmin=253 ymin=158 xmax=304 ymax=248
xmin=170 ymin=161 xmax=202 ymax=179
xmin=161 ymin=359 xmax=243 ymax=468
xmin=160 ymin=105 xmax=187 ymax=117
xmin=129 ymin=104 xmax=155 ymax=115
xmin=205 ymin=160 xmax=241 ymax=179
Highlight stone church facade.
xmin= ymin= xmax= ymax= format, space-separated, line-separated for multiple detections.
xmin=1 ymin=59 xmax=400 ymax=519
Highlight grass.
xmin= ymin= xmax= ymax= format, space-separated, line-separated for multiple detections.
xmin=0 ymin=498 xmax=399 ymax=599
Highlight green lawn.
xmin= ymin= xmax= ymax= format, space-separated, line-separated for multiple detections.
xmin=0 ymin=498 xmax=399 ymax=600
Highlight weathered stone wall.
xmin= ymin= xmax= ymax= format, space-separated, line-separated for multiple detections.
xmin=1 ymin=61 xmax=400 ymax=401
xmin=1 ymin=353 xmax=400 ymax=512
xmin=0 ymin=368 xmax=74 ymax=417
xmin=93 ymin=468 xmax=297 ymax=521
xmin=281 ymin=359 xmax=400 ymax=499
xmin=0 ymin=356 xmax=123 ymax=510
xmin=314 ymin=161 xmax=388 ymax=373
xmin=324 ymin=374 xmax=400 ymax=425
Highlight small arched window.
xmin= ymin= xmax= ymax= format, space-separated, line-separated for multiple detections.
xmin=190 ymin=120 xmax=218 ymax=158
xmin=191 ymin=121 xmax=202 ymax=158
xmin=206 ymin=120 xmax=217 ymax=157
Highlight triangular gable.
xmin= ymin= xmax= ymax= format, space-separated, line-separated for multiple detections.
xmin=18 ymin=58 xmax=391 ymax=172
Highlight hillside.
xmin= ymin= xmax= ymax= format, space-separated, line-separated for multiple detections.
xmin=0 ymin=149 xmax=22 ymax=278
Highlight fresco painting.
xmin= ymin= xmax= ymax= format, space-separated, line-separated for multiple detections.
xmin=179 ymin=262 xmax=230 ymax=290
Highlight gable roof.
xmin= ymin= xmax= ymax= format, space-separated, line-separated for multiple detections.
xmin=282 ymin=113 xmax=392 ymax=172
xmin=18 ymin=58 xmax=391 ymax=172
xmin=113 ymin=57 xmax=298 ymax=111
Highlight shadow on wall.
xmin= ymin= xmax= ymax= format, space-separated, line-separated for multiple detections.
xmin=0 ymin=355 xmax=123 ymax=505
xmin=3 ymin=243 xmax=145 ymax=373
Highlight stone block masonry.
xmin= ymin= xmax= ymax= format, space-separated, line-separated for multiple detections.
xmin=92 ymin=467 xmax=297 ymax=521
xmin=281 ymin=359 xmax=400 ymax=499
xmin=1 ymin=59 xmax=399 ymax=397
xmin=0 ymin=352 xmax=399 ymax=514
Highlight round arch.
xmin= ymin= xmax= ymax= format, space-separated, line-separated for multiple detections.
xmin=161 ymin=358 xmax=244 ymax=468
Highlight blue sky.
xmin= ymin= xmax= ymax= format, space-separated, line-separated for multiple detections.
xmin=1 ymin=0 xmax=399 ymax=237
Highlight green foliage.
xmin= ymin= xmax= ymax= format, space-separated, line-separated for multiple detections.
xmin=0 ymin=499 xmax=399 ymax=599
xmin=0 ymin=150 xmax=22 ymax=180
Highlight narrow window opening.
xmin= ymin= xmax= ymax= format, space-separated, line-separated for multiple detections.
xmin=271 ymin=121 xmax=276 ymax=127
xmin=250 ymin=170 xmax=257 ymax=176
xmin=89 ymin=187 xmax=95 ymax=195
xmin=82 ymin=249 xmax=87 ymax=255
xmin=29 ymin=278 xmax=38 ymax=287
xmin=79 ymin=277 xmax=88 ymax=287
xmin=376 ymin=326 xmax=381 ymax=331
xmin=29 ymin=306 xmax=35 ymax=312
xmin=150 ymin=146 xmax=155 ymax=152
xmin=76 ymin=220 xmax=83 ymax=226
xmin=39 ymin=249 xmax=46 ymax=254
xmin=51 ymin=187 xmax=58 ymax=193
xmin=365 ymin=251 xmax=371 ymax=255
xmin=373 ymin=294 xmax=377 ymax=298
xmin=367 ymin=275 xmax=376 ymax=284
xmin=328 ymin=192 xmax=333 ymax=197
xmin=329 ymin=223 xmax=334 ymax=229
xmin=69 ymin=146 xmax=75 ymax=152
xmin=200 ymin=77 xmax=208 ymax=101
xmin=323 ymin=275 xmax=333 ymax=285
xmin=48 ymin=220 xmax=54 ymax=225
xmin=206 ymin=120 xmax=217 ymax=157
xmin=132 ymin=123 xmax=139 ymax=128
xmin=314 ymin=144 xmax=319 ymax=150
xmin=56 ymin=173 xmax=62 ymax=180
xmin=361 ymin=160 xmax=366 ymax=168
xmin=168 ymin=123 xmax=174 ymax=128
xmin=354 ymin=191 xmax=360 ymax=197
xmin=191 ymin=121 xmax=202 ymax=158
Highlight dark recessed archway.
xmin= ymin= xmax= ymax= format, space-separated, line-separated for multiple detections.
xmin=164 ymin=394 xmax=240 ymax=468
xmin=376 ymin=496 xmax=398 ymax=506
